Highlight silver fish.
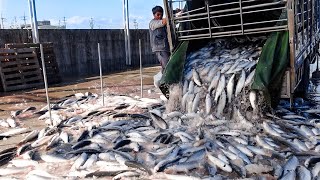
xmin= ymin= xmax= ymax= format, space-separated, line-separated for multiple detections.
xmin=81 ymin=154 xmax=97 ymax=169
xmin=40 ymin=153 xmax=68 ymax=163
xmin=192 ymin=69 xmax=202 ymax=86
xmin=216 ymin=90 xmax=226 ymax=117
xmin=60 ymin=131 xmax=69 ymax=143
xmin=31 ymin=135 xmax=54 ymax=148
xmin=183 ymin=80 xmax=189 ymax=95
xmin=235 ymin=70 xmax=246 ymax=97
xmin=244 ymin=69 xmax=255 ymax=87
xmin=249 ymin=90 xmax=257 ymax=110
xmin=6 ymin=118 xmax=17 ymax=128
xmin=283 ymin=156 xmax=299 ymax=175
xmin=208 ymin=71 xmax=221 ymax=92
xmin=312 ymin=162 xmax=320 ymax=178
xmin=214 ymin=74 xmax=225 ymax=102
xmin=188 ymin=81 xmax=195 ymax=94
xmin=297 ymin=165 xmax=311 ymax=180
xmin=226 ymin=74 xmax=235 ymax=103
xmin=205 ymin=93 xmax=212 ymax=115
xmin=19 ymin=130 xmax=39 ymax=145
xmin=149 ymin=112 xmax=168 ymax=129
xmin=0 ymin=128 xmax=30 ymax=137
xmin=280 ymin=171 xmax=296 ymax=180
xmin=207 ymin=152 xmax=232 ymax=172
xmin=192 ymin=93 xmax=200 ymax=113
xmin=71 ymin=153 xmax=88 ymax=170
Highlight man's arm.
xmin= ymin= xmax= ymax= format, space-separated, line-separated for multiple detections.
xmin=150 ymin=19 xmax=167 ymax=31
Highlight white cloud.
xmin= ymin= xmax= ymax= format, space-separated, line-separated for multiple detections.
xmin=67 ymin=16 xmax=91 ymax=25
xmin=129 ymin=14 xmax=144 ymax=20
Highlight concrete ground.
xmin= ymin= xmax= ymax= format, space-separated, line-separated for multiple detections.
xmin=0 ymin=66 xmax=162 ymax=151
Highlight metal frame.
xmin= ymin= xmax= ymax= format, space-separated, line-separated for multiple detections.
xmin=164 ymin=0 xmax=320 ymax=106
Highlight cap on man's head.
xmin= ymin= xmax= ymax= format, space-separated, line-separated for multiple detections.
xmin=152 ymin=6 xmax=163 ymax=15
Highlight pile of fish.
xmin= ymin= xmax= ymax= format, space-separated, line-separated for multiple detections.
xmin=179 ymin=38 xmax=263 ymax=120
xmin=1 ymin=39 xmax=320 ymax=179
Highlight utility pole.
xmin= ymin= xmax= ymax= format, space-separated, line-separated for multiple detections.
xmin=133 ymin=19 xmax=138 ymax=29
xmin=122 ymin=0 xmax=131 ymax=65
xmin=0 ymin=13 xmax=6 ymax=29
xmin=21 ymin=12 xmax=27 ymax=29
xmin=63 ymin=16 xmax=66 ymax=28
xmin=89 ymin=18 xmax=94 ymax=29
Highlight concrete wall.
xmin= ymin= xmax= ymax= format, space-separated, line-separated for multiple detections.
xmin=0 ymin=29 xmax=157 ymax=78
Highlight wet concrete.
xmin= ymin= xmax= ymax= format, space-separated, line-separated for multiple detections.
xmin=0 ymin=66 xmax=162 ymax=151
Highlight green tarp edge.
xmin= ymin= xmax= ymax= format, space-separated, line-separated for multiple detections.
xmin=159 ymin=41 xmax=189 ymax=98
xmin=251 ymin=31 xmax=289 ymax=108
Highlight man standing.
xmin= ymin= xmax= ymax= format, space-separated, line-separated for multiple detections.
xmin=149 ymin=6 xmax=170 ymax=73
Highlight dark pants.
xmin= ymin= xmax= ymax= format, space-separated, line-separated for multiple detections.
xmin=155 ymin=51 xmax=170 ymax=73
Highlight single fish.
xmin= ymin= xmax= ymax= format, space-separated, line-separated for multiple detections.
xmin=182 ymin=80 xmax=189 ymax=95
xmin=59 ymin=131 xmax=69 ymax=143
xmin=282 ymin=156 xmax=299 ymax=175
xmin=297 ymin=165 xmax=311 ymax=180
xmin=312 ymin=162 xmax=320 ymax=178
xmin=208 ymin=71 xmax=221 ymax=93
xmin=112 ymin=171 xmax=140 ymax=180
xmin=149 ymin=112 xmax=168 ymax=129
xmin=192 ymin=69 xmax=202 ymax=86
xmin=226 ymin=74 xmax=235 ymax=103
xmin=249 ymin=90 xmax=257 ymax=110
xmin=207 ymin=152 xmax=232 ymax=172
xmin=235 ymin=70 xmax=246 ymax=97
xmin=40 ymin=153 xmax=68 ymax=163
xmin=0 ymin=128 xmax=30 ymax=138
xmin=216 ymin=90 xmax=226 ymax=117
xmin=19 ymin=130 xmax=39 ymax=145
xmin=192 ymin=93 xmax=200 ymax=113
xmin=205 ymin=93 xmax=212 ymax=115
xmin=244 ymin=69 xmax=255 ymax=87
xmin=31 ymin=135 xmax=54 ymax=148
xmin=214 ymin=74 xmax=225 ymax=102
xmin=6 ymin=118 xmax=17 ymax=128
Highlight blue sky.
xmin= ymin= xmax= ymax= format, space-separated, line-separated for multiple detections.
xmin=0 ymin=0 xmax=166 ymax=29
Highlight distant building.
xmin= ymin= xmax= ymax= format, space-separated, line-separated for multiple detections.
xmin=21 ymin=20 xmax=66 ymax=29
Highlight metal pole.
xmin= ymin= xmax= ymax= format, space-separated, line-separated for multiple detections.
xmin=40 ymin=44 xmax=52 ymax=126
xmin=28 ymin=0 xmax=39 ymax=43
xmin=122 ymin=0 xmax=129 ymax=65
xmin=126 ymin=0 xmax=132 ymax=66
xmin=139 ymin=39 xmax=143 ymax=98
xmin=98 ymin=43 xmax=105 ymax=106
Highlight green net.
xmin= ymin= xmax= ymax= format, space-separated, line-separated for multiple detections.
xmin=251 ymin=31 xmax=289 ymax=108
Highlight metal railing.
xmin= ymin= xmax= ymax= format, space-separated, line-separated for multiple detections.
xmin=169 ymin=0 xmax=288 ymax=41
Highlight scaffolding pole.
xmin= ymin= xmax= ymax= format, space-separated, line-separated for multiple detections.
xmin=28 ymin=0 xmax=39 ymax=43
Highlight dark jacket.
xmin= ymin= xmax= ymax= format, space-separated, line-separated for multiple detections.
xmin=149 ymin=19 xmax=170 ymax=52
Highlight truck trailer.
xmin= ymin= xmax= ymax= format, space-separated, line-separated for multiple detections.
xmin=161 ymin=0 xmax=320 ymax=107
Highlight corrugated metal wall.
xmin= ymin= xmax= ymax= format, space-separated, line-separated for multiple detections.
xmin=0 ymin=29 xmax=158 ymax=78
